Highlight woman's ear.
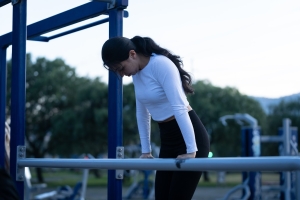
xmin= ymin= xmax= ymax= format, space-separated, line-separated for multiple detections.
xmin=129 ymin=50 xmax=137 ymax=58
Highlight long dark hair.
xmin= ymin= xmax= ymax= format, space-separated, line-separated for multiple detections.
xmin=102 ymin=36 xmax=194 ymax=94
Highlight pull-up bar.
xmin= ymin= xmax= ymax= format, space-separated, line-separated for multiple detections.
xmin=29 ymin=18 xmax=110 ymax=42
xmin=0 ymin=2 xmax=128 ymax=47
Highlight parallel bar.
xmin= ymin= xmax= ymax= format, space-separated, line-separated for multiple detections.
xmin=10 ymin=0 xmax=27 ymax=197
xmin=17 ymin=157 xmax=300 ymax=171
xmin=0 ymin=47 xmax=7 ymax=168
xmin=0 ymin=0 xmax=10 ymax=7
xmin=107 ymin=7 xmax=124 ymax=200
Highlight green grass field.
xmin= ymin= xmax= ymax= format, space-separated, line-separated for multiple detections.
xmin=30 ymin=168 xmax=281 ymax=188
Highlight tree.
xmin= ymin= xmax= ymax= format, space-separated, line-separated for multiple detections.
xmin=7 ymin=54 xmax=80 ymax=182
xmin=188 ymin=80 xmax=267 ymax=157
xmin=264 ymin=98 xmax=300 ymax=155
xmin=49 ymin=77 xmax=109 ymax=157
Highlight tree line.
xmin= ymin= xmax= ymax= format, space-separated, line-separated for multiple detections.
xmin=5 ymin=54 xmax=300 ymax=181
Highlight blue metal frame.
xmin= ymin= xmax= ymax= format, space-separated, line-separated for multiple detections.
xmin=107 ymin=8 xmax=124 ymax=199
xmin=0 ymin=0 xmax=10 ymax=7
xmin=10 ymin=0 xmax=27 ymax=197
xmin=0 ymin=46 xmax=7 ymax=169
xmin=0 ymin=2 xmax=109 ymax=47
xmin=29 ymin=18 xmax=110 ymax=42
xmin=0 ymin=0 xmax=128 ymax=199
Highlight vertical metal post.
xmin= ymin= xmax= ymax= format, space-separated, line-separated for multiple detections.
xmin=296 ymin=171 xmax=300 ymax=200
xmin=80 ymin=169 xmax=89 ymax=200
xmin=107 ymin=8 xmax=124 ymax=200
xmin=0 ymin=46 xmax=7 ymax=168
xmin=10 ymin=0 xmax=27 ymax=198
xmin=283 ymin=118 xmax=291 ymax=200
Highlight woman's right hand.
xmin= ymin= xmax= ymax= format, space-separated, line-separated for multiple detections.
xmin=139 ymin=153 xmax=154 ymax=159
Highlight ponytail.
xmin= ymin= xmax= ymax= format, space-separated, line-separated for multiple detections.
xmin=102 ymin=36 xmax=194 ymax=94
xmin=130 ymin=36 xmax=194 ymax=94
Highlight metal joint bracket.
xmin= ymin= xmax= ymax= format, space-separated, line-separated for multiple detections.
xmin=107 ymin=0 xmax=116 ymax=9
xmin=116 ymin=146 xmax=124 ymax=179
xmin=90 ymin=0 xmax=116 ymax=9
xmin=16 ymin=146 xmax=26 ymax=181
xmin=11 ymin=0 xmax=20 ymax=5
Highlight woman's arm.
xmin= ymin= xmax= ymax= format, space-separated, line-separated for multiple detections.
xmin=153 ymin=56 xmax=198 ymax=155
xmin=136 ymin=98 xmax=152 ymax=154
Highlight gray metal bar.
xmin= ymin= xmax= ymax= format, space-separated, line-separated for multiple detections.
xmin=260 ymin=135 xmax=283 ymax=143
xmin=283 ymin=118 xmax=292 ymax=200
xmin=283 ymin=118 xmax=291 ymax=156
xmin=115 ymin=146 xmax=124 ymax=179
xmin=219 ymin=113 xmax=258 ymax=127
xmin=17 ymin=157 xmax=300 ymax=172
xmin=80 ymin=169 xmax=89 ymax=200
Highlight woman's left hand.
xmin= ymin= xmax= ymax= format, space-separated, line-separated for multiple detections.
xmin=176 ymin=152 xmax=196 ymax=159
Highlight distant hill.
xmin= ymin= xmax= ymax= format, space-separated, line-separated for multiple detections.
xmin=250 ymin=92 xmax=300 ymax=114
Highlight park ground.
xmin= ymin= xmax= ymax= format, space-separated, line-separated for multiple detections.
xmin=29 ymin=169 xmax=280 ymax=200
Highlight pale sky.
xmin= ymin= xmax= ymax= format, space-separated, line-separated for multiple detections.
xmin=1 ymin=0 xmax=299 ymax=98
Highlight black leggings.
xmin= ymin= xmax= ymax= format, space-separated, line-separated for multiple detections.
xmin=155 ymin=110 xmax=210 ymax=200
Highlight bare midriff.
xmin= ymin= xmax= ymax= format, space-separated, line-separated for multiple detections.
xmin=158 ymin=105 xmax=193 ymax=123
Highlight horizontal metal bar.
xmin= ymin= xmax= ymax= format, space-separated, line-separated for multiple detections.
xmin=27 ymin=2 xmax=108 ymax=38
xmin=0 ymin=0 xmax=10 ymax=7
xmin=46 ymin=17 xmax=108 ymax=40
xmin=29 ymin=18 xmax=109 ymax=42
xmin=18 ymin=157 xmax=300 ymax=172
xmin=92 ymin=0 xmax=113 ymax=3
xmin=0 ymin=2 xmax=114 ymax=47
xmin=0 ymin=6 xmax=129 ymax=47
xmin=28 ymin=36 xmax=48 ymax=42
xmin=260 ymin=136 xmax=283 ymax=143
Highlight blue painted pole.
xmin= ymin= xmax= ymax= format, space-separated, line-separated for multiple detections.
xmin=107 ymin=8 xmax=124 ymax=200
xmin=10 ymin=0 xmax=27 ymax=198
xmin=0 ymin=46 xmax=7 ymax=169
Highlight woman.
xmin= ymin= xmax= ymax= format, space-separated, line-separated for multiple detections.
xmin=101 ymin=36 xmax=210 ymax=200
xmin=0 ymin=123 xmax=20 ymax=200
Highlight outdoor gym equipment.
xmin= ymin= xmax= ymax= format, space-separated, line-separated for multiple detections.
xmin=123 ymin=143 xmax=159 ymax=199
xmin=220 ymin=113 xmax=299 ymax=200
xmin=220 ymin=113 xmax=260 ymax=200
xmin=260 ymin=119 xmax=298 ymax=200
xmin=32 ymin=154 xmax=93 ymax=200
xmin=0 ymin=0 xmax=128 ymax=199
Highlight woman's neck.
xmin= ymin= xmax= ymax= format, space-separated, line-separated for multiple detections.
xmin=138 ymin=54 xmax=150 ymax=70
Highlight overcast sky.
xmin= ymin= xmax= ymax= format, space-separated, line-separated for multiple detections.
xmin=1 ymin=0 xmax=299 ymax=98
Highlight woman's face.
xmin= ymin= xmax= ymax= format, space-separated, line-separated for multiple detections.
xmin=115 ymin=50 xmax=140 ymax=77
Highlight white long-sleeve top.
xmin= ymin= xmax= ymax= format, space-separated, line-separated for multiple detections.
xmin=132 ymin=54 xmax=198 ymax=154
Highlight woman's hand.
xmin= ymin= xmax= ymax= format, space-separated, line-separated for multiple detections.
xmin=139 ymin=153 xmax=154 ymax=159
xmin=176 ymin=152 xmax=196 ymax=159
